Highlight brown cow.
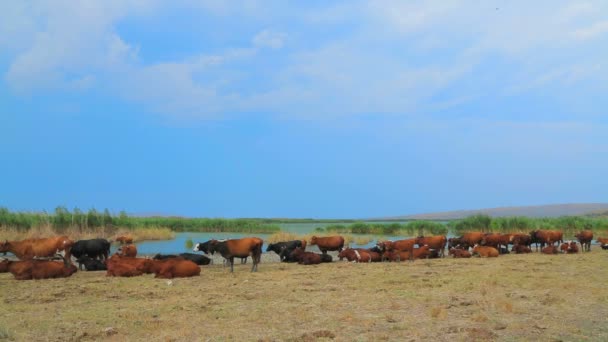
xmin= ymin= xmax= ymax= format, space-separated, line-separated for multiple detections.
xmin=575 ymin=230 xmax=593 ymax=252
xmin=560 ymin=241 xmax=579 ymax=254
xmin=0 ymin=236 xmax=74 ymax=263
xmin=511 ymin=244 xmax=532 ymax=254
xmin=114 ymin=235 xmax=134 ymax=245
xmin=480 ymin=233 xmax=511 ymax=251
xmin=383 ymin=245 xmax=431 ymax=261
xmin=208 ymin=237 xmax=263 ymax=272
xmin=415 ymin=236 xmax=447 ymax=257
xmin=290 ymin=248 xmax=323 ymax=265
xmin=531 ymin=230 xmax=563 ymax=250
xmin=597 ymin=237 xmax=608 ymax=246
xmin=338 ymin=248 xmax=379 ymax=263
xmin=0 ymin=259 xmax=11 ymax=272
xmin=377 ymin=239 xmax=416 ymax=253
xmin=310 ymin=236 xmax=344 ymax=254
xmin=461 ymin=232 xmax=485 ymax=249
xmin=106 ymin=261 xmax=144 ymax=277
xmin=8 ymin=259 xmax=77 ymax=280
xmin=541 ymin=245 xmax=559 ymax=254
xmin=152 ymin=258 xmax=200 ymax=279
xmin=472 ymin=245 xmax=499 ymax=258
xmin=118 ymin=244 xmax=137 ymax=257
xmin=510 ymin=233 xmax=532 ymax=247
xmin=106 ymin=254 xmax=153 ymax=275
xmin=448 ymin=248 xmax=471 ymax=258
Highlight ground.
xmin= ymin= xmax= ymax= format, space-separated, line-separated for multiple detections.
xmin=1 ymin=249 xmax=607 ymax=341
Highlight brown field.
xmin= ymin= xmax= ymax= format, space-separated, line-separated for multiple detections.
xmin=1 ymin=249 xmax=608 ymax=341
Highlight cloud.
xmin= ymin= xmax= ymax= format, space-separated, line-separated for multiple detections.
xmin=2 ymin=1 xmax=608 ymax=120
xmin=252 ymin=30 xmax=287 ymax=49
xmin=572 ymin=20 xmax=608 ymax=40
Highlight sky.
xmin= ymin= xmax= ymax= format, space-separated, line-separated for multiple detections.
xmin=1 ymin=1 xmax=608 ymax=218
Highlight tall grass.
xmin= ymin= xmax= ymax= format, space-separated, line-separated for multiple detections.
xmin=448 ymin=214 xmax=608 ymax=237
xmin=0 ymin=207 xmax=280 ymax=234
xmin=321 ymin=221 xmax=447 ymax=236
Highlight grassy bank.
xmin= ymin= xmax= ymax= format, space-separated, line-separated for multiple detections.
xmin=0 ymin=207 xmax=280 ymax=235
xmin=0 ymin=225 xmax=174 ymax=243
xmin=1 ymin=249 xmax=607 ymax=341
xmin=318 ymin=220 xmax=448 ymax=236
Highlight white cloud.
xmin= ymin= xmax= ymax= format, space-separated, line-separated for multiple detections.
xmin=2 ymin=1 xmax=608 ymax=120
xmin=252 ymin=30 xmax=287 ymax=49
xmin=572 ymin=20 xmax=608 ymax=40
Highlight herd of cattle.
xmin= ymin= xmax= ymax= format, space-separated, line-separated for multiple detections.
xmin=1 ymin=230 xmax=607 ymax=280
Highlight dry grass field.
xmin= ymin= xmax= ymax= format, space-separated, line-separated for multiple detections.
xmin=1 ymin=249 xmax=608 ymax=341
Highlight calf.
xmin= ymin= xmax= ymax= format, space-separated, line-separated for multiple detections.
xmin=541 ymin=245 xmax=559 ymax=254
xmin=511 ymin=244 xmax=532 ymax=254
xmin=338 ymin=248 xmax=373 ymax=263
xmin=560 ymin=241 xmax=579 ymax=254
xmin=472 ymin=245 xmax=499 ymax=258
xmin=448 ymin=248 xmax=471 ymax=258
xmin=77 ymin=256 xmax=107 ymax=271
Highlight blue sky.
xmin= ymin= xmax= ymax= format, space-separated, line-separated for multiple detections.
xmin=2 ymin=1 xmax=608 ymax=218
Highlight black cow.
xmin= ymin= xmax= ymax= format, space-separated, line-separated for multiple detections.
xmin=266 ymin=240 xmax=304 ymax=262
xmin=193 ymin=240 xmax=247 ymax=264
xmin=320 ymin=254 xmax=333 ymax=263
xmin=153 ymin=253 xmax=211 ymax=265
xmin=76 ymin=256 xmax=107 ymax=271
xmin=71 ymin=239 xmax=111 ymax=262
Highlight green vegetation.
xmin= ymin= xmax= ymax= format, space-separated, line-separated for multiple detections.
xmin=0 ymin=207 xmax=280 ymax=234
xmin=448 ymin=214 xmax=608 ymax=236
xmin=321 ymin=220 xmax=448 ymax=236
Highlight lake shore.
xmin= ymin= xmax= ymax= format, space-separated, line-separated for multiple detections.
xmin=1 ymin=249 xmax=607 ymax=341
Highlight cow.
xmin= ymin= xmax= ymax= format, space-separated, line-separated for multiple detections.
xmin=376 ymin=239 xmax=416 ymax=260
xmin=117 ymin=244 xmax=137 ymax=258
xmin=597 ymin=237 xmax=608 ymax=247
xmin=194 ymin=240 xmax=247 ymax=264
xmin=448 ymin=248 xmax=471 ymax=258
xmin=106 ymin=261 xmax=143 ymax=277
xmin=151 ymin=258 xmax=201 ymax=279
xmin=472 ymin=245 xmax=499 ymax=258
xmin=153 ymin=253 xmax=211 ymax=265
xmin=511 ymin=244 xmax=532 ymax=254
xmin=531 ymin=230 xmax=563 ymax=250
xmin=560 ymin=241 xmax=579 ymax=254
xmin=266 ymin=240 xmax=305 ymax=262
xmin=414 ymin=236 xmax=447 ymax=257
xmin=106 ymin=254 xmax=153 ymax=277
xmin=70 ymin=239 xmax=111 ymax=265
xmin=114 ymin=235 xmax=133 ymax=245
xmin=310 ymin=236 xmax=344 ymax=254
xmin=208 ymin=238 xmax=263 ymax=272
xmin=338 ymin=248 xmax=375 ymax=263
xmin=289 ymin=247 xmax=323 ymax=265
xmin=460 ymin=232 xmax=485 ymax=249
xmin=382 ymin=250 xmax=412 ymax=262
xmin=575 ymin=230 xmax=593 ymax=252
xmin=447 ymin=237 xmax=465 ymax=250
xmin=0 ymin=236 xmax=74 ymax=263
xmin=76 ymin=256 xmax=107 ymax=271
xmin=481 ymin=233 xmax=512 ymax=251
xmin=0 ymin=259 xmax=12 ymax=272
xmin=541 ymin=245 xmax=559 ymax=254
xmin=8 ymin=259 xmax=77 ymax=280
xmin=510 ymin=233 xmax=532 ymax=247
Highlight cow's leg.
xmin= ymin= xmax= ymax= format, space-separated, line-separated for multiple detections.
xmin=229 ymin=257 xmax=235 ymax=273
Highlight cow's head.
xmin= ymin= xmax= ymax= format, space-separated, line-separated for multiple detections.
xmin=0 ymin=240 xmax=9 ymax=254
xmin=265 ymin=243 xmax=275 ymax=252
xmin=310 ymin=236 xmax=318 ymax=245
